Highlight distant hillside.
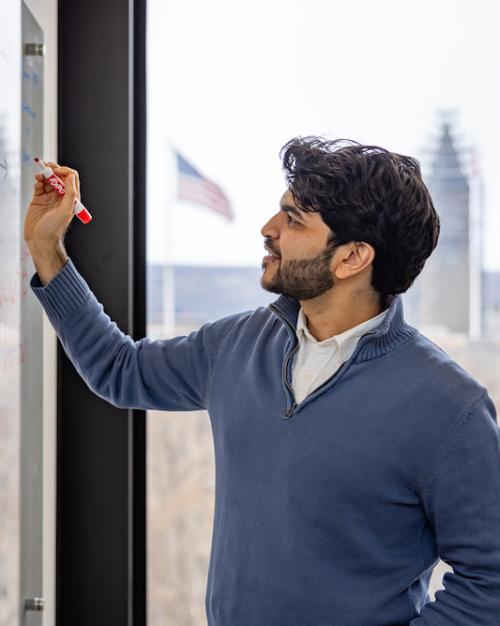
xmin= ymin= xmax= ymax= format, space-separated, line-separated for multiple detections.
xmin=147 ymin=264 xmax=277 ymax=325
xmin=147 ymin=264 xmax=500 ymax=332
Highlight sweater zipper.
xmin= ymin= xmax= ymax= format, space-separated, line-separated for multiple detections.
xmin=284 ymin=331 xmax=376 ymax=419
xmin=282 ymin=342 xmax=300 ymax=417
xmin=282 ymin=355 xmax=351 ymax=419
xmin=274 ymin=307 xmax=376 ymax=419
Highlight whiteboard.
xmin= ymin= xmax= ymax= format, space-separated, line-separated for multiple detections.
xmin=20 ymin=3 xmax=44 ymax=621
xmin=0 ymin=2 xmax=45 ymax=625
xmin=0 ymin=0 xmax=22 ymax=623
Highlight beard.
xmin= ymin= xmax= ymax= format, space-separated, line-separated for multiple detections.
xmin=260 ymin=242 xmax=339 ymax=301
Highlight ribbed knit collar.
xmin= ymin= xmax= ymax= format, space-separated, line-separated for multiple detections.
xmin=268 ymin=292 xmax=418 ymax=363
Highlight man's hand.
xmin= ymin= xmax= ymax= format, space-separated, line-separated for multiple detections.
xmin=24 ymin=162 xmax=81 ymax=285
xmin=24 ymin=161 xmax=81 ymax=247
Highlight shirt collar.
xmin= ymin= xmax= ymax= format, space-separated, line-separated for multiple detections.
xmin=295 ymin=305 xmax=390 ymax=360
xmin=268 ymin=292 xmax=418 ymax=363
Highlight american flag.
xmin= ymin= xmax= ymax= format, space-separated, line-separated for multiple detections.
xmin=174 ymin=150 xmax=234 ymax=221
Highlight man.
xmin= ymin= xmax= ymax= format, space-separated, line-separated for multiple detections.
xmin=25 ymin=137 xmax=500 ymax=625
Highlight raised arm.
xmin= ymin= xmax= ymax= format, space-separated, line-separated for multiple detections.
xmin=25 ymin=160 xmax=240 ymax=411
xmin=30 ymin=256 xmax=238 ymax=411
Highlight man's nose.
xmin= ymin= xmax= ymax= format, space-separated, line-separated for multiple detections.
xmin=260 ymin=212 xmax=281 ymax=238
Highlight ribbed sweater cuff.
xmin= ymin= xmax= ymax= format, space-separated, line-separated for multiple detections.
xmin=30 ymin=257 xmax=91 ymax=323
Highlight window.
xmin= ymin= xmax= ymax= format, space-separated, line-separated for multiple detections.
xmin=146 ymin=1 xmax=500 ymax=623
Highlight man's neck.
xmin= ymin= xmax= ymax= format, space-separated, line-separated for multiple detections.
xmin=300 ymin=290 xmax=386 ymax=342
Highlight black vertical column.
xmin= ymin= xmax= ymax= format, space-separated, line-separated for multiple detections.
xmin=57 ymin=0 xmax=147 ymax=624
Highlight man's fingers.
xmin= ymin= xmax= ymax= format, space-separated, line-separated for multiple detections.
xmin=45 ymin=162 xmax=77 ymax=180
xmin=33 ymin=175 xmax=51 ymax=194
xmin=33 ymin=180 xmax=44 ymax=195
xmin=44 ymin=161 xmax=81 ymax=198
xmin=45 ymin=161 xmax=61 ymax=170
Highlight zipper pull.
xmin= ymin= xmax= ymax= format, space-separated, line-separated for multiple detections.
xmin=282 ymin=403 xmax=297 ymax=419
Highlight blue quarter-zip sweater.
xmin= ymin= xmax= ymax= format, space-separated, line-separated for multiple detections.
xmin=31 ymin=258 xmax=500 ymax=626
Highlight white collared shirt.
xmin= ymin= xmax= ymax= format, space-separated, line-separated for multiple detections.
xmin=291 ymin=305 xmax=389 ymax=405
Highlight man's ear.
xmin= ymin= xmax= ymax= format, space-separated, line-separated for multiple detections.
xmin=334 ymin=242 xmax=375 ymax=280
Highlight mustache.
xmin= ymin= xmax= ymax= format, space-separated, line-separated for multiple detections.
xmin=264 ymin=239 xmax=280 ymax=257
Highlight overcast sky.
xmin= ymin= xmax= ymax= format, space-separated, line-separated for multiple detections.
xmin=146 ymin=0 xmax=500 ymax=271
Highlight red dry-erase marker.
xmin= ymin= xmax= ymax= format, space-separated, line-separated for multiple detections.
xmin=33 ymin=157 xmax=92 ymax=224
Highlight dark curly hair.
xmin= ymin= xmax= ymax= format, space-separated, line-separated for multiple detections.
xmin=279 ymin=136 xmax=440 ymax=298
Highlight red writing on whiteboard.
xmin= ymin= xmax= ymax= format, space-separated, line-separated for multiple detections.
xmin=0 ymin=281 xmax=17 ymax=307
xmin=1 ymin=342 xmax=26 ymax=373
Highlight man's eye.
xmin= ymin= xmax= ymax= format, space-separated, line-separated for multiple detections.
xmin=287 ymin=215 xmax=300 ymax=225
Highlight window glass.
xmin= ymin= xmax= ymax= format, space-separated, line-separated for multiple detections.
xmin=146 ymin=2 xmax=500 ymax=623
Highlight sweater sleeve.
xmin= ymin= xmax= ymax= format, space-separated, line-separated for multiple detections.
xmin=30 ymin=257 xmax=240 ymax=411
xmin=410 ymin=390 xmax=500 ymax=625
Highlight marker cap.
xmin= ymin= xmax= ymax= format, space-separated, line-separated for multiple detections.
xmin=73 ymin=199 xmax=92 ymax=224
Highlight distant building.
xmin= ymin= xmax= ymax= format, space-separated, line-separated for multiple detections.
xmin=408 ymin=117 xmax=484 ymax=337
xmin=483 ymin=270 xmax=500 ymax=337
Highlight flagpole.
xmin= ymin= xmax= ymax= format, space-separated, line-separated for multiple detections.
xmin=162 ymin=138 xmax=176 ymax=338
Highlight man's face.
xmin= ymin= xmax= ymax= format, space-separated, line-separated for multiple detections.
xmin=260 ymin=190 xmax=340 ymax=300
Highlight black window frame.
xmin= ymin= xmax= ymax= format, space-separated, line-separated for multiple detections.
xmin=57 ymin=0 xmax=147 ymax=624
